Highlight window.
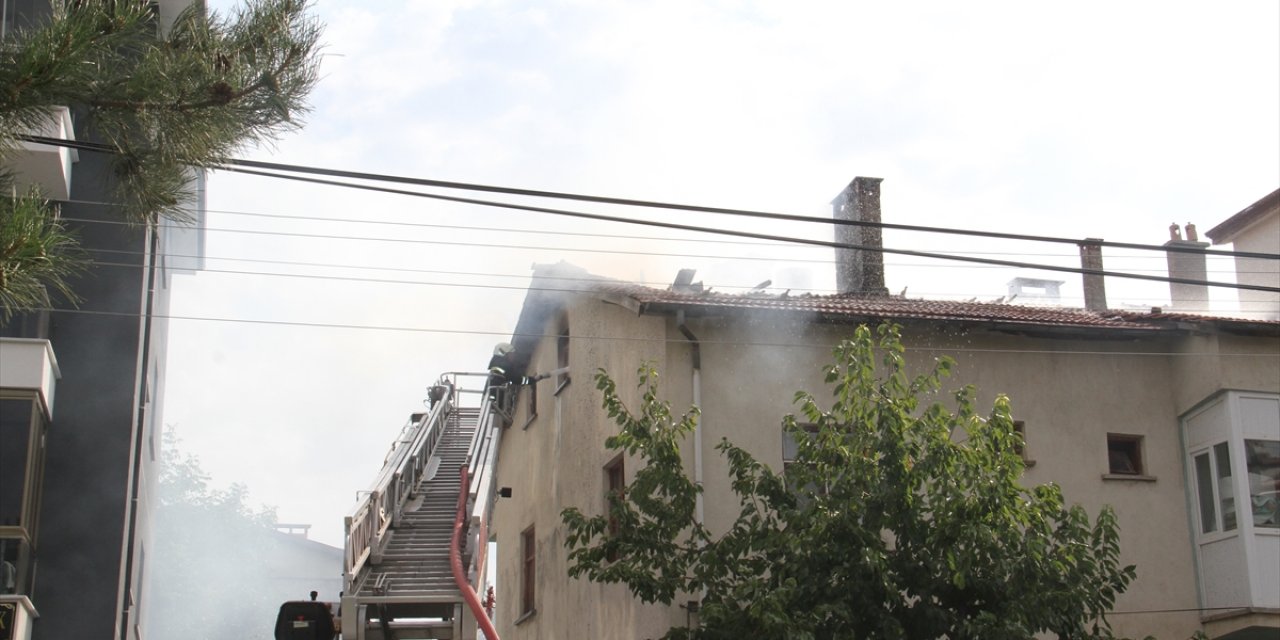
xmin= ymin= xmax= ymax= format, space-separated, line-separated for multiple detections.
xmin=521 ymin=382 xmax=538 ymax=430
xmin=0 ymin=395 xmax=47 ymax=534
xmin=555 ymin=315 xmax=570 ymax=393
xmin=0 ymin=537 xmax=33 ymax=596
xmin=1012 ymin=421 xmax=1035 ymax=466
xmin=520 ymin=526 xmax=536 ymax=617
xmin=1244 ymin=439 xmax=1280 ymax=529
xmin=605 ymin=456 xmax=625 ymax=562
xmin=0 ymin=398 xmax=34 ymax=529
xmin=1107 ymin=433 xmax=1145 ymax=476
xmin=1193 ymin=442 xmax=1237 ymax=534
xmin=782 ymin=424 xmax=824 ymax=497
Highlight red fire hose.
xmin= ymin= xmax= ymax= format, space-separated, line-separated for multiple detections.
xmin=451 ymin=466 xmax=501 ymax=640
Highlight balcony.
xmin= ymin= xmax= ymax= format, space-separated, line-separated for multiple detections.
xmin=1182 ymin=391 xmax=1280 ymax=638
xmin=8 ymin=106 xmax=77 ymax=201
xmin=0 ymin=339 xmax=60 ymax=417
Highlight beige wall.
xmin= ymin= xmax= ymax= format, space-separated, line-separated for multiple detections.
xmin=493 ymin=296 xmax=1280 ymax=639
xmin=1228 ymin=211 xmax=1280 ymax=319
xmin=494 ymin=297 xmax=682 ymax=639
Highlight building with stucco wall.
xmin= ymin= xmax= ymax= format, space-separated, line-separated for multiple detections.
xmin=487 ymin=180 xmax=1280 ymax=640
xmin=1206 ymin=188 xmax=1280 ymax=320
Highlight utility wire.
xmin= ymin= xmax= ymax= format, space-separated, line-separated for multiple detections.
xmin=66 ymin=215 xmax=1255 ymax=278
xmin=20 ymin=134 xmax=1280 ymax=261
xmin=65 ymin=197 xmax=1253 ymax=262
xmin=87 ymin=247 xmax=1249 ymax=303
xmin=33 ymin=307 xmax=1280 ymax=357
xmin=213 ymin=166 xmax=1280 ymax=293
xmin=69 ymin=216 xmax=857 ymax=265
xmin=74 ymin=216 xmax=1254 ymax=276
xmin=88 ymin=250 xmax=1249 ymax=302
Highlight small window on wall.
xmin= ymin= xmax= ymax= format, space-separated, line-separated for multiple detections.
xmin=520 ymin=526 xmax=536 ymax=617
xmin=1244 ymin=439 xmax=1280 ymax=529
xmin=0 ymin=395 xmax=47 ymax=533
xmin=521 ymin=382 xmax=538 ymax=430
xmin=1107 ymin=434 xmax=1145 ymax=476
xmin=782 ymin=424 xmax=824 ymax=496
xmin=604 ymin=455 xmax=625 ymax=562
xmin=1194 ymin=442 xmax=1237 ymax=535
xmin=555 ymin=315 xmax=570 ymax=394
xmin=1013 ymin=421 xmax=1035 ymax=467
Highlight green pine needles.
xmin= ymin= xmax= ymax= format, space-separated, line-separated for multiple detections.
xmin=563 ymin=324 xmax=1138 ymax=640
xmin=1 ymin=0 xmax=322 ymax=320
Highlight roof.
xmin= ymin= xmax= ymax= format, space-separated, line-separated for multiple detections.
xmin=497 ymin=262 xmax=1280 ymax=376
xmin=604 ymin=282 xmax=1278 ymax=334
xmin=1206 ymin=188 xmax=1280 ymax=244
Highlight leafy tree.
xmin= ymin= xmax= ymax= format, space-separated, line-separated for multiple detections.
xmin=1 ymin=0 xmax=321 ymax=319
xmin=148 ymin=427 xmax=283 ymax=639
xmin=563 ymin=324 xmax=1137 ymax=640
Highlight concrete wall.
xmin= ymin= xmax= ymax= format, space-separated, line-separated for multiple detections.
xmin=1229 ymin=213 xmax=1280 ymax=319
xmin=493 ymin=296 xmax=681 ymax=639
xmin=492 ymin=293 xmax=1280 ymax=639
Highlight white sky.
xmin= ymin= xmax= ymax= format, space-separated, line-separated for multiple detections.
xmin=164 ymin=0 xmax=1280 ymax=547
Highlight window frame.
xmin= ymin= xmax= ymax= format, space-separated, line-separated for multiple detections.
xmin=520 ymin=381 xmax=538 ymax=430
xmin=604 ymin=455 xmax=625 ymax=562
xmin=1012 ymin=420 xmax=1035 ymax=467
xmin=1104 ymin=433 xmax=1154 ymax=480
xmin=782 ymin=423 xmax=826 ymax=496
xmin=1242 ymin=439 xmax=1280 ymax=530
xmin=519 ymin=525 xmax=536 ymax=618
xmin=1192 ymin=441 xmax=1240 ymax=539
xmin=554 ymin=314 xmax=570 ymax=395
xmin=0 ymin=392 xmax=48 ymax=539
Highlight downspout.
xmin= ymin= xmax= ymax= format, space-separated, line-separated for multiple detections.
xmin=120 ymin=225 xmax=160 ymax=640
xmin=676 ymin=311 xmax=704 ymax=531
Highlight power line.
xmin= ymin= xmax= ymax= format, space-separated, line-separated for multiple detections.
xmin=69 ymin=216 xmax=856 ymax=266
xmin=68 ymin=216 xmax=1260 ymax=280
xmin=85 ymin=252 xmax=1264 ymax=303
xmin=21 ymin=134 xmax=1280 ymax=261
xmin=211 ymin=166 xmax=1280 ymax=294
xmin=75 ymin=198 xmax=1252 ymax=262
xmin=34 ymin=307 xmax=1280 ymax=357
xmin=62 ymin=196 xmax=1248 ymax=263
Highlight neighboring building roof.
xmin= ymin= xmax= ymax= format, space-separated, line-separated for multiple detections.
xmin=1206 ymin=188 xmax=1280 ymax=245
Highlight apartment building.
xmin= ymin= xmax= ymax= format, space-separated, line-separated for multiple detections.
xmin=0 ymin=2 xmax=205 ymax=638
xmin=488 ymin=179 xmax=1279 ymax=640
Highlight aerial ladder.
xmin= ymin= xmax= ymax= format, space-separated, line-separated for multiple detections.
xmin=278 ymin=372 xmax=506 ymax=640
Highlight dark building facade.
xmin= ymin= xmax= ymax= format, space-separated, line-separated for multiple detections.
xmin=1 ymin=2 xmax=205 ymax=639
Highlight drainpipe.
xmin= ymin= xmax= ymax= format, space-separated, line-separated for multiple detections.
xmin=675 ymin=311 xmax=704 ymax=530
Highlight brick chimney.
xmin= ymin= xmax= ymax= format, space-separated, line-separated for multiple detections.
xmin=1164 ymin=222 xmax=1210 ymax=313
xmin=832 ymin=177 xmax=888 ymax=295
xmin=1078 ymin=238 xmax=1108 ymax=311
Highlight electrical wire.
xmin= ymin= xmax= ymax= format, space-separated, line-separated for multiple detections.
xmin=22 ymin=134 xmax=1278 ymax=261
xmin=190 ymin=166 xmax=1280 ymax=293
xmin=63 ymin=197 xmax=1250 ymax=261
xmin=83 ymin=252 xmax=1262 ymax=303
xmin=31 ymin=307 xmax=1278 ymax=356
xmin=70 ymin=218 xmax=1257 ymax=290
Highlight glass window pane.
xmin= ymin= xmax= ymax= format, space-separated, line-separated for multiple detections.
xmin=1244 ymin=439 xmax=1280 ymax=529
xmin=1 ymin=537 xmax=34 ymax=596
xmin=1195 ymin=452 xmax=1217 ymax=534
xmin=1214 ymin=442 xmax=1235 ymax=532
xmin=0 ymin=398 xmax=35 ymax=528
